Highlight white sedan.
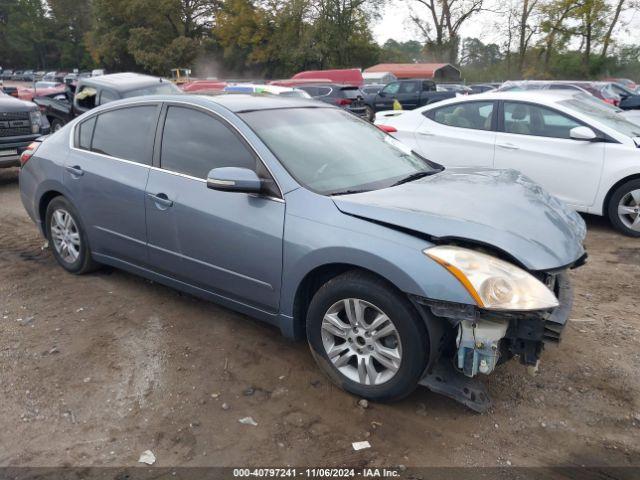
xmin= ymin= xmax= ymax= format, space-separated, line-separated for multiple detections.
xmin=376 ymin=91 xmax=640 ymax=236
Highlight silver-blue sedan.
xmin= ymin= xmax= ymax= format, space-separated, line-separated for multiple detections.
xmin=18 ymin=94 xmax=586 ymax=411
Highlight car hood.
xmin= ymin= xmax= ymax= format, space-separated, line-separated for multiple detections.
xmin=0 ymin=95 xmax=37 ymax=112
xmin=332 ymin=168 xmax=586 ymax=271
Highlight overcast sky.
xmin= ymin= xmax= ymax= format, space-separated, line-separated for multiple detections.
xmin=372 ymin=0 xmax=640 ymax=49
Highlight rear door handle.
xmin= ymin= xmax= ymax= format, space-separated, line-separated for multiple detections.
xmin=497 ymin=142 xmax=520 ymax=150
xmin=65 ymin=165 xmax=84 ymax=177
xmin=148 ymin=193 xmax=173 ymax=208
xmin=418 ymin=131 xmax=434 ymax=137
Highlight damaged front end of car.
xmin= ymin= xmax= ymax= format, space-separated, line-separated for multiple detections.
xmin=411 ymin=252 xmax=583 ymax=413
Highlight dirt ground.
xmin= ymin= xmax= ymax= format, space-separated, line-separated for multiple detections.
xmin=1 ymin=166 xmax=639 ymax=468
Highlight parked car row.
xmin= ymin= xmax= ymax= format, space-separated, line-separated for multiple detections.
xmin=0 ymin=68 xmax=106 ymax=83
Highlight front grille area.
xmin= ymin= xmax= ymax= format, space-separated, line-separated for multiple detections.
xmin=0 ymin=111 xmax=30 ymax=121
xmin=0 ymin=111 xmax=32 ymax=137
xmin=0 ymin=126 xmax=32 ymax=137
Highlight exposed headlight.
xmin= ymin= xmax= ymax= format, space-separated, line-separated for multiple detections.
xmin=424 ymin=245 xmax=558 ymax=311
xmin=29 ymin=110 xmax=42 ymax=133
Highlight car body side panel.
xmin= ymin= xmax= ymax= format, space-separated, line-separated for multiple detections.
xmin=18 ymin=126 xmax=72 ymax=232
xmin=145 ymin=169 xmax=285 ymax=312
xmin=63 ymin=149 xmax=150 ymax=266
xmin=279 ymin=188 xmax=476 ymax=321
xmin=591 ymin=143 xmax=640 ymax=215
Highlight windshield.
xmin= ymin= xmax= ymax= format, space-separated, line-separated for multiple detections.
xmin=124 ymin=82 xmax=182 ymax=98
xmin=240 ymin=107 xmax=438 ymax=195
xmin=560 ymin=97 xmax=640 ymax=138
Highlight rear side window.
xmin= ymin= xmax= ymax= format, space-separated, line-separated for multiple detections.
xmin=91 ymin=106 xmax=157 ymax=164
xmin=341 ymin=88 xmax=361 ymax=99
xmin=430 ymin=101 xmax=495 ymax=131
xmin=99 ymin=90 xmax=118 ymax=105
xmin=160 ymin=106 xmax=256 ymax=178
xmin=77 ymin=116 xmax=96 ymax=150
xmin=399 ymin=81 xmax=419 ymax=94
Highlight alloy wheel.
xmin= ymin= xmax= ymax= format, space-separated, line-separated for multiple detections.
xmin=320 ymin=298 xmax=402 ymax=386
xmin=618 ymin=189 xmax=640 ymax=232
xmin=50 ymin=208 xmax=81 ymax=263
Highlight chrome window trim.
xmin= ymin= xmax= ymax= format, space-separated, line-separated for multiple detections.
xmin=69 ymin=98 xmax=285 ymax=202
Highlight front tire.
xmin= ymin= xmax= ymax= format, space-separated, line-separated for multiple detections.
xmin=306 ymin=271 xmax=428 ymax=402
xmin=45 ymin=196 xmax=99 ymax=274
xmin=607 ymin=179 xmax=640 ymax=237
xmin=364 ymin=105 xmax=375 ymax=122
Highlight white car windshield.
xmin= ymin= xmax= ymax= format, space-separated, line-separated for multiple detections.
xmin=241 ymin=107 xmax=439 ymax=195
xmin=560 ymin=97 xmax=640 ymax=138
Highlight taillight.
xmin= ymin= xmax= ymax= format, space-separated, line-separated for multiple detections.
xmin=337 ymin=98 xmax=353 ymax=106
xmin=20 ymin=142 xmax=40 ymax=166
xmin=377 ymin=125 xmax=397 ymax=133
xmin=603 ymin=98 xmax=616 ymax=105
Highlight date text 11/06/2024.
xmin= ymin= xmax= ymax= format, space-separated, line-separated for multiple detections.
xmin=233 ymin=468 xmax=402 ymax=477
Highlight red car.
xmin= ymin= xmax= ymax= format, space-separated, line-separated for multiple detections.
xmin=18 ymin=81 xmax=67 ymax=101
xmin=181 ymin=80 xmax=228 ymax=93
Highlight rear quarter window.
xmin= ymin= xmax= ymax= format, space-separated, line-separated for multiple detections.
xmin=77 ymin=116 xmax=96 ymax=150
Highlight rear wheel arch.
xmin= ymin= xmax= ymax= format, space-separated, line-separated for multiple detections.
xmin=39 ymin=190 xmax=64 ymax=235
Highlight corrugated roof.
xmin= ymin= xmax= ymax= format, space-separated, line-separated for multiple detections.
xmin=364 ymin=63 xmax=459 ymax=79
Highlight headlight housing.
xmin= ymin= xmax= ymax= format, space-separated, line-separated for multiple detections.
xmin=29 ymin=110 xmax=42 ymax=134
xmin=424 ymin=245 xmax=559 ymax=311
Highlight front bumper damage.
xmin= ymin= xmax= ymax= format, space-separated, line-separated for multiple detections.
xmin=413 ymin=272 xmax=573 ymax=413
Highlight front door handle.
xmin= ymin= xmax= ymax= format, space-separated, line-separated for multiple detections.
xmin=497 ymin=142 xmax=520 ymax=150
xmin=65 ymin=165 xmax=84 ymax=177
xmin=148 ymin=193 xmax=173 ymax=209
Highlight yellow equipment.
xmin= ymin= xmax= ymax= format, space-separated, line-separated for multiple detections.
xmin=170 ymin=68 xmax=191 ymax=84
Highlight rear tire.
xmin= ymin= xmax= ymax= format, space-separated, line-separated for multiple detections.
xmin=306 ymin=270 xmax=428 ymax=402
xmin=607 ymin=179 xmax=640 ymax=237
xmin=50 ymin=118 xmax=64 ymax=132
xmin=45 ymin=196 xmax=99 ymax=274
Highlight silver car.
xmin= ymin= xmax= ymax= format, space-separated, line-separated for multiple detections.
xmin=19 ymin=94 xmax=586 ymax=411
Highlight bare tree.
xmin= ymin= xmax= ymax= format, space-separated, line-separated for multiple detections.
xmin=409 ymin=0 xmax=484 ymax=63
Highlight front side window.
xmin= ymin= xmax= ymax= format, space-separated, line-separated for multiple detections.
xmin=161 ymin=106 xmax=256 ymax=178
xmin=381 ymin=82 xmax=400 ymax=96
xmin=240 ymin=107 xmax=438 ymax=195
xmin=91 ymin=106 xmax=157 ymax=164
xmin=503 ymin=102 xmax=581 ymax=139
xmin=430 ymin=101 xmax=495 ymax=131
xmin=75 ymin=86 xmax=97 ymax=110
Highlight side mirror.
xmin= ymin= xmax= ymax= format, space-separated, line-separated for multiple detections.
xmin=207 ymin=167 xmax=262 ymax=193
xmin=378 ymin=91 xmax=386 ymax=97
xmin=569 ymin=126 xmax=598 ymax=141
